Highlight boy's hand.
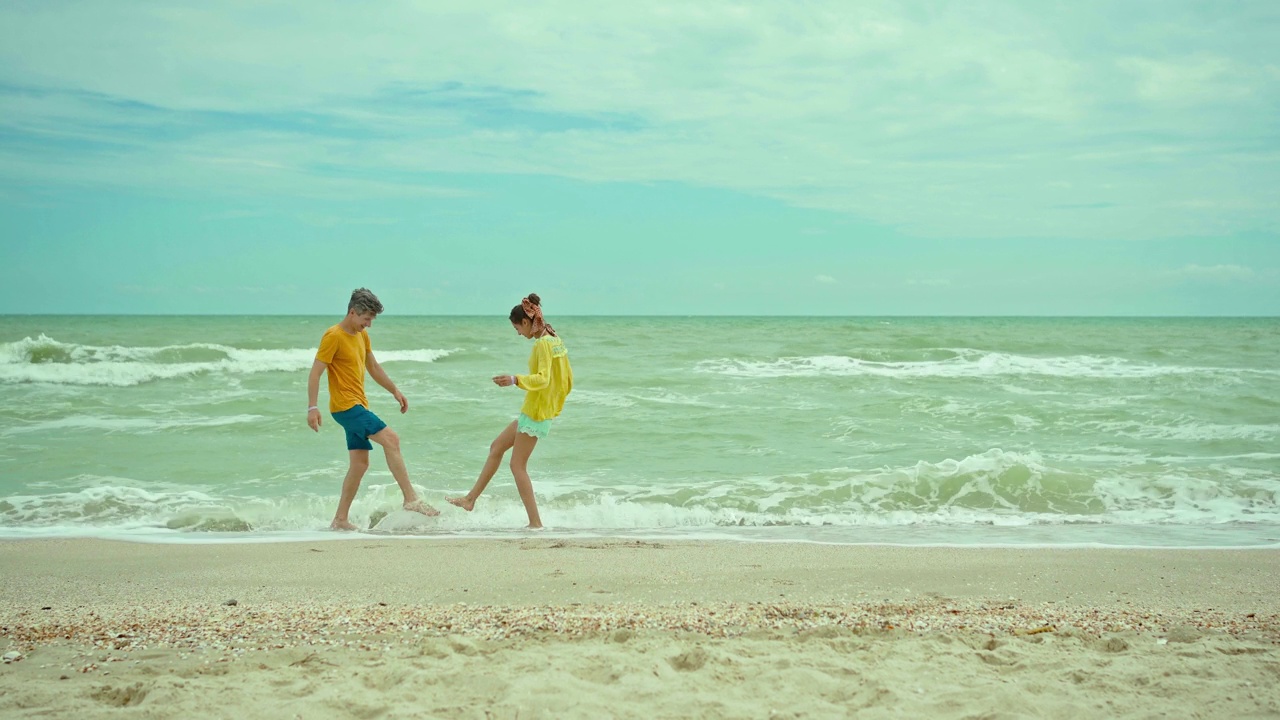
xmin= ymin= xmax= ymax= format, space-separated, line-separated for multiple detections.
xmin=393 ymin=390 xmax=409 ymax=414
xmin=307 ymin=408 xmax=322 ymax=432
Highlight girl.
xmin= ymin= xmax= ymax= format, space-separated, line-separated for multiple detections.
xmin=447 ymin=293 xmax=573 ymax=528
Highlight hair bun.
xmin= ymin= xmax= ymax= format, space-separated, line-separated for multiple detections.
xmin=526 ymin=293 xmax=541 ymax=306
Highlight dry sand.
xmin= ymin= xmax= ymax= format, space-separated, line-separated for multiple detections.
xmin=1 ymin=538 xmax=1277 ymax=719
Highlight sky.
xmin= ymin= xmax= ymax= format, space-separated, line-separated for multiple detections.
xmin=1 ymin=1 xmax=1277 ymax=316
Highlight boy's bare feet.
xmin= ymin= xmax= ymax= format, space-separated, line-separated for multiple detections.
xmin=446 ymin=496 xmax=475 ymax=511
xmin=403 ymin=499 xmax=441 ymax=517
xmin=330 ymin=518 xmax=359 ymax=531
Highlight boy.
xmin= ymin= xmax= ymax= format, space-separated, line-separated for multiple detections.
xmin=307 ymin=288 xmax=439 ymax=530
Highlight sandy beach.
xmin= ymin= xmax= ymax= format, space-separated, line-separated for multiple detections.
xmin=1 ymin=539 xmax=1277 ymax=719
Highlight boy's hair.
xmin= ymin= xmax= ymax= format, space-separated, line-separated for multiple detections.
xmin=348 ymin=288 xmax=384 ymax=315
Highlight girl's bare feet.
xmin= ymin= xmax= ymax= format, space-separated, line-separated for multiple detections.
xmin=330 ymin=518 xmax=359 ymax=531
xmin=446 ymin=496 xmax=475 ymax=511
xmin=403 ymin=499 xmax=441 ymax=517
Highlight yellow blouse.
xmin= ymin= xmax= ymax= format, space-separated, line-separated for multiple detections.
xmin=515 ymin=335 xmax=573 ymax=421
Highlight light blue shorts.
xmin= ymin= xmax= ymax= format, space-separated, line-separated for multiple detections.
xmin=517 ymin=413 xmax=552 ymax=439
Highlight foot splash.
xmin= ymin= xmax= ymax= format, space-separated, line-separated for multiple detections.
xmin=403 ymin=500 xmax=441 ymax=518
xmin=446 ymin=496 xmax=475 ymax=512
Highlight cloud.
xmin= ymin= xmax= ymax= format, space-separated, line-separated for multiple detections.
xmin=297 ymin=214 xmax=399 ymax=228
xmin=198 ymin=209 xmax=267 ymax=222
xmin=1166 ymin=264 xmax=1257 ymax=283
xmin=0 ymin=1 xmax=1277 ymax=240
xmin=815 ymin=274 xmax=836 ymax=284
xmin=1119 ymin=55 xmax=1254 ymax=106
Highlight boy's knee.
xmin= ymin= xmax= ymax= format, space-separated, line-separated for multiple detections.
xmin=350 ymin=456 xmax=370 ymax=472
xmin=377 ymin=429 xmax=400 ymax=451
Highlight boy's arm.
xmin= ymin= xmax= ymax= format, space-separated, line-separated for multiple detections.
xmin=306 ymin=360 xmax=326 ymax=431
xmin=367 ymin=351 xmax=409 ymax=414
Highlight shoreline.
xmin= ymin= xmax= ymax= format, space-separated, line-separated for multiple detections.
xmin=2 ymin=520 xmax=1277 ymax=551
xmin=2 ymin=539 xmax=1278 ymax=718
xmin=3 ymin=538 xmax=1278 ymax=608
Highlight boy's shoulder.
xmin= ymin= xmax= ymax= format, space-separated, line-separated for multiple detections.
xmin=319 ymin=325 xmax=367 ymax=349
xmin=321 ymin=324 xmax=368 ymax=339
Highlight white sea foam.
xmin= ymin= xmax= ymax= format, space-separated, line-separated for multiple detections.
xmin=695 ymin=349 xmax=1275 ymax=380
xmin=634 ymin=390 xmax=722 ymax=407
xmin=0 ymin=414 xmax=264 ymax=437
xmin=571 ymin=389 xmax=721 ymax=409
xmin=1085 ymin=420 xmax=1280 ymax=442
xmin=570 ymin=390 xmax=638 ymax=408
xmin=0 ymin=335 xmax=454 ymax=386
xmin=0 ymin=485 xmax=224 ymax=525
xmin=4 ymin=450 xmax=1275 ymax=543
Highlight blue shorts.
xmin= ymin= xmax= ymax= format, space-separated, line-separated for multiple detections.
xmin=517 ymin=412 xmax=552 ymax=439
xmin=331 ymin=405 xmax=387 ymax=451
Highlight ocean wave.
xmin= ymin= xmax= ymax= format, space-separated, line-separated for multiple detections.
xmin=570 ymin=390 xmax=638 ymax=409
xmin=1083 ymin=420 xmax=1280 ymax=442
xmin=0 ymin=413 xmax=265 ymax=437
xmin=571 ymin=389 xmax=722 ymax=409
xmin=695 ymin=349 xmax=1276 ymax=380
xmin=3 ymin=450 xmax=1276 ymax=539
xmin=0 ymin=335 xmax=454 ymax=386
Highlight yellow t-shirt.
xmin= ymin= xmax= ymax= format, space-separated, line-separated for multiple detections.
xmin=316 ymin=325 xmax=371 ymax=413
xmin=515 ymin=335 xmax=573 ymax=422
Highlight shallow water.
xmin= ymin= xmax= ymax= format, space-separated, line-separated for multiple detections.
xmin=2 ymin=315 xmax=1277 ymax=547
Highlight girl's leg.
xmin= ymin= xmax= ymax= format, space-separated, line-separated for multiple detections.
xmin=509 ymin=430 xmax=542 ymax=528
xmin=332 ymin=450 xmax=370 ymax=530
xmin=447 ymin=420 xmax=517 ymax=511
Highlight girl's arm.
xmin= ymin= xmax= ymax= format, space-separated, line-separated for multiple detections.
xmin=515 ymin=340 xmax=553 ymax=391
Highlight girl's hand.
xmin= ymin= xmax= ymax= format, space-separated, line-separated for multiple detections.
xmin=492 ymin=374 xmax=517 ymax=387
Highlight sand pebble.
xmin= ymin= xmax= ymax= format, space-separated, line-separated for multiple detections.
xmin=1 ymin=597 xmax=1275 ymax=667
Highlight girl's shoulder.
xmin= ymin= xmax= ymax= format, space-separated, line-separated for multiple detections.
xmin=538 ymin=335 xmax=568 ymax=356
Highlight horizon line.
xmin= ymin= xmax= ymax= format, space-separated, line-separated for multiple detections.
xmin=1 ymin=313 xmax=1277 ymax=319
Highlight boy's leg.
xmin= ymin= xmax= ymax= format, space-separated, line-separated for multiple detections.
xmin=448 ymin=420 xmax=517 ymax=511
xmin=332 ymin=450 xmax=370 ymax=531
xmin=369 ymin=426 xmax=440 ymax=517
xmin=509 ymin=431 xmax=542 ymax=529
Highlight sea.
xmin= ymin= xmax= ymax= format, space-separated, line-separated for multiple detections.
xmin=1 ymin=315 xmax=1277 ymax=548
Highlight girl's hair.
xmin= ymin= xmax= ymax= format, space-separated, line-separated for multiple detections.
xmin=509 ymin=293 xmax=556 ymax=336
xmin=508 ymin=293 xmax=538 ymax=323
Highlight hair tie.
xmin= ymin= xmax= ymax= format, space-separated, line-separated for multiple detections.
xmin=521 ymin=297 xmax=555 ymax=337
